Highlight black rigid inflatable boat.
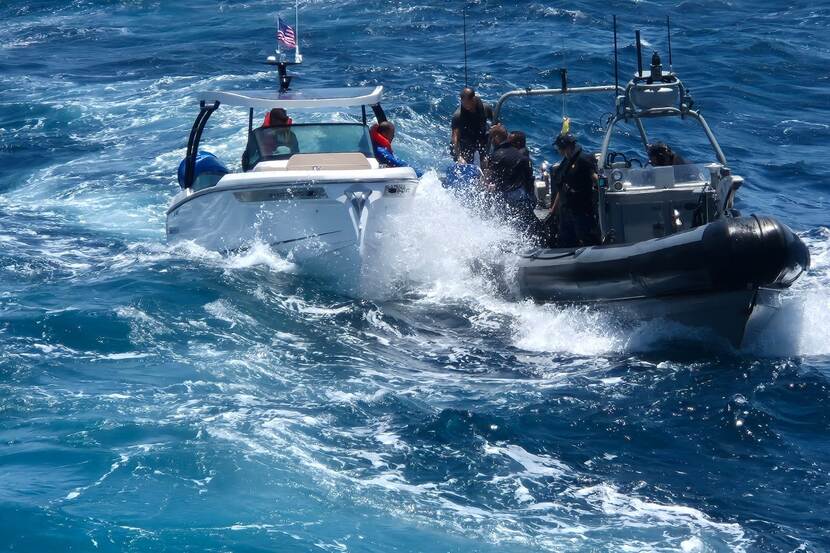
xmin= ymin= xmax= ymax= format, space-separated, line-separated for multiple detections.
xmin=513 ymin=216 xmax=809 ymax=346
xmin=486 ymin=42 xmax=811 ymax=347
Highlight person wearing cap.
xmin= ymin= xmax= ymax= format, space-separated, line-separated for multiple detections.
xmin=647 ymin=142 xmax=687 ymax=167
xmin=551 ymin=132 xmax=599 ymax=247
xmin=451 ymin=87 xmax=494 ymax=166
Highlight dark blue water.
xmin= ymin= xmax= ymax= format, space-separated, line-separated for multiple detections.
xmin=2 ymin=1 xmax=829 ymax=551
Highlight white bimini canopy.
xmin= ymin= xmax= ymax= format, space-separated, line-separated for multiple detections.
xmin=197 ymin=86 xmax=384 ymax=110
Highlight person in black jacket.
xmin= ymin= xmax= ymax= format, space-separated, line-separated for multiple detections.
xmin=551 ymin=133 xmax=599 ymax=247
xmin=451 ymin=87 xmax=493 ymax=166
xmin=485 ymin=125 xmax=535 ymax=229
xmin=509 ymin=131 xmax=535 ymax=198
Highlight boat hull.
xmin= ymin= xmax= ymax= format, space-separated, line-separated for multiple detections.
xmin=166 ymin=172 xmax=417 ymax=294
xmin=603 ymin=287 xmax=782 ymax=348
xmin=512 ymin=216 xmax=810 ymax=347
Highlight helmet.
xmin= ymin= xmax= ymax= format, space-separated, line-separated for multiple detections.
xmin=553 ymin=132 xmax=577 ymax=148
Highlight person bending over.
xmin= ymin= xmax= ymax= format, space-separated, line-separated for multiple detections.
xmin=485 ymin=125 xmax=535 ymax=228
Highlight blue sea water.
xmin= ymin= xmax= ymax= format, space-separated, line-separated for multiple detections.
xmin=1 ymin=1 xmax=830 ymax=551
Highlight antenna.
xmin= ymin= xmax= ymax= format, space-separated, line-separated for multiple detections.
xmin=295 ymin=0 xmax=302 ymax=64
xmin=635 ymin=30 xmax=643 ymax=77
xmin=613 ymin=15 xmax=619 ymax=92
xmin=463 ymin=1 xmax=469 ymax=87
xmin=666 ymin=16 xmax=673 ymax=73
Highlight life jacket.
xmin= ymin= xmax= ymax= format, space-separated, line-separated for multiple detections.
xmin=262 ymin=112 xmax=293 ymax=127
xmin=369 ymin=124 xmax=393 ymax=152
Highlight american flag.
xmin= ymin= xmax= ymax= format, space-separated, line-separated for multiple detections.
xmin=277 ymin=18 xmax=296 ymax=49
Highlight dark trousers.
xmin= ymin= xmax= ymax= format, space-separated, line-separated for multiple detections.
xmin=501 ymin=187 xmax=538 ymax=233
xmin=558 ymin=210 xmax=597 ymax=247
xmin=455 ymin=141 xmax=488 ymax=167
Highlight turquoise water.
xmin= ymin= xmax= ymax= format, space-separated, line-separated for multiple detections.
xmin=1 ymin=1 xmax=829 ymax=551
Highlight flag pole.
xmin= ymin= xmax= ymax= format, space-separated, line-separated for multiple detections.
xmin=276 ymin=15 xmax=282 ymax=61
xmin=294 ymin=0 xmax=302 ymax=64
xmin=462 ymin=1 xmax=468 ymax=87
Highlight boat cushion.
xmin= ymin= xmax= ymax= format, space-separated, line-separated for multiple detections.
xmin=285 ymin=153 xmax=372 ymax=171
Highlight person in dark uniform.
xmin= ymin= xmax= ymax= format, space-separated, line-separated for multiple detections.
xmin=485 ymin=125 xmax=535 ymax=229
xmin=451 ymin=87 xmax=494 ymax=166
xmin=551 ymin=133 xmax=599 ymax=247
xmin=509 ymin=131 xmax=535 ymax=198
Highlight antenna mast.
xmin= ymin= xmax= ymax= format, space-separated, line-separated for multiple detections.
xmin=613 ymin=15 xmax=619 ymax=93
xmin=295 ymin=0 xmax=303 ymax=64
xmin=463 ymin=1 xmax=469 ymax=87
xmin=666 ymin=16 xmax=673 ymax=73
xmin=635 ymin=30 xmax=643 ymax=78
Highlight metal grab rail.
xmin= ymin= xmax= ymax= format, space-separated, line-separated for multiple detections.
xmin=183 ymin=101 xmax=220 ymax=190
xmin=599 ymin=109 xmax=727 ymax=169
xmin=492 ymin=85 xmax=621 ymax=123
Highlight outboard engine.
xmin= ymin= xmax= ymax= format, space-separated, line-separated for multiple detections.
xmin=177 ymin=151 xmax=229 ymax=191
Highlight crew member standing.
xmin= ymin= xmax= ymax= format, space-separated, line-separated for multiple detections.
xmin=551 ymin=133 xmax=599 ymax=247
xmin=451 ymin=87 xmax=493 ymax=166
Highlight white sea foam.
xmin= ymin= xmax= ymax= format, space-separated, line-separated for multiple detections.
xmin=745 ymin=229 xmax=830 ymax=358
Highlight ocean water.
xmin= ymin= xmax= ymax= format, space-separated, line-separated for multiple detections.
xmin=1 ymin=1 xmax=829 ymax=551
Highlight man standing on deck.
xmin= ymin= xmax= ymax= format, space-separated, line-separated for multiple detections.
xmin=451 ymin=87 xmax=494 ymax=167
xmin=551 ymin=133 xmax=599 ymax=247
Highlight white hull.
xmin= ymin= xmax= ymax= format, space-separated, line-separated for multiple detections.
xmin=166 ymin=168 xmax=418 ymax=294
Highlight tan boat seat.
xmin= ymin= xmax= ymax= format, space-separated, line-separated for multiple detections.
xmin=285 ymin=153 xmax=372 ymax=171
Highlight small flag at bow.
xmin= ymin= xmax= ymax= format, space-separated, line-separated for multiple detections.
xmin=277 ymin=18 xmax=296 ymax=49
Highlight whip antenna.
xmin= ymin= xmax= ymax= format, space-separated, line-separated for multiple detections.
xmin=666 ymin=15 xmax=673 ymax=73
xmin=635 ymin=29 xmax=643 ymax=77
xmin=613 ymin=15 xmax=619 ymax=93
xmin=463 ymin=1 xmax=468 ymax=86
xmin=295 ymin=0 xmax=302 ymax=64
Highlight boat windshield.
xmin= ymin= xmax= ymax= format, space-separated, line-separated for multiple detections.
xmin=243 ymin=123 xmax=373 ymax=169
xmin=618 ymin=164 xmax=711 ymax=188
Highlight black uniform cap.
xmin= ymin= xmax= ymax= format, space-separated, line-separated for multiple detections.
xmin=553 ymin=132 xmax=577 ymax=148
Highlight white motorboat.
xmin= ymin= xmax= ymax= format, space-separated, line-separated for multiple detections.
xmin=166 ymin=74 xmax=419 ymax=293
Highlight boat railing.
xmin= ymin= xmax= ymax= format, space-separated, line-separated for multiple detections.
xmin=492 ymin=84 xmax=622 ymax=123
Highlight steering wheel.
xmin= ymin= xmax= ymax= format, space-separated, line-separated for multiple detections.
xmin=606 ymin=151 xmax=631 ymax=168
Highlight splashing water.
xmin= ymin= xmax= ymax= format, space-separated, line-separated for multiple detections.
xmin=2 ymin=1 xmax=830 ymax=552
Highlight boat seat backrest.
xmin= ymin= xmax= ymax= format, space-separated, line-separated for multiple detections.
xmin=285 ymin=153 xmax=372 ymax=171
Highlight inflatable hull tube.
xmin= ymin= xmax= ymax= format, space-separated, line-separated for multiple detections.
xmin=515 ymin=215 xmax=809 ymax=303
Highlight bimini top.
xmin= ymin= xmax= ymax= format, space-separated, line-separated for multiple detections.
xmin=197 ymin=86 xmax=383 ymax=110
